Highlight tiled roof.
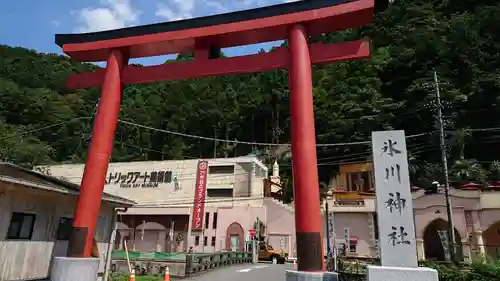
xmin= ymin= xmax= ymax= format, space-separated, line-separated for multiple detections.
xmin=0 ymin=162 xmax=135 ymax=206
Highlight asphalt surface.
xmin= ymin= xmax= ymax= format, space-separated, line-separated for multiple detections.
xmin=183 ymin=263 xmax=292 ymax=281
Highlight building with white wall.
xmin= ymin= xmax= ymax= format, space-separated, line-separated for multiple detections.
xmin=37 ymin=156 xmax=297 ymax=256
xmin=0 ymin=162 xmax=133 ymax=281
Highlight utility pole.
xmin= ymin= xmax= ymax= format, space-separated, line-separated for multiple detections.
xmin=434 ymin=70 xmax=456 ymax=262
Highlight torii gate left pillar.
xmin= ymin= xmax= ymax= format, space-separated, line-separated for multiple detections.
xmin=53 ymin=1 xmax=374 ymax=280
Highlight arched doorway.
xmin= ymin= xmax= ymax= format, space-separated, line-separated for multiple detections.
xmin=483 ymin=221 xmax=500 ymax=260
xmin=423 ymin=219 xmax=462 ymax=261
xmin=225 ymin=222 xmax=244 ymax=251
xmin=134 ymin=221 xmax=167 ymax=252
xmin=115 ymin=222 xmax=131 ymax=250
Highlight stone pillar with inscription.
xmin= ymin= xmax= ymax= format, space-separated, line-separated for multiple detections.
xmin=368 ymin=130 xmax=438 ymax=281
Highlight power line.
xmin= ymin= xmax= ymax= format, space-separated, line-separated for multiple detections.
xmin=46 ymin=144 xmax=442 ymax=198
xmin=1 ymin=115 xmax=500 ymax=148
xmin=43 ymin=138 xmax=500 ymax=208
xmin=110 ymin=138 xmax=437 ymax=168
xmin=72 ymin=103 xmax=99 ymax=160
xmin=0 ymin=117 xmax=91 ymax=141
xmin=117 ymin=119 xmax=434 ymax=147
xmin=281 ymin=143 xmax=439 ymax=167
xmin=2 ymin=116 xmax=500 ymax=153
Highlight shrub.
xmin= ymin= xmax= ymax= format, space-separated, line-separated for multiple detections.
xmin=468 ymin=261 xmax=500 ymax=281
xmin=421 ymin=260 xmax=500 ymax=281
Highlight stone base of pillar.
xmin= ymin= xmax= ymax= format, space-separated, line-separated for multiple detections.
xmin=367 ymin=265 xmax=438 ymax=281
xmin=285 ymin=270 xmax=338 ymax=281
xmin=50 ymin=257 xmax=100 ymax=281
xmin=462 ymin=241 xmax=472 ymax=263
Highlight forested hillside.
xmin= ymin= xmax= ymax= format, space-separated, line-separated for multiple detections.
xmin=1 ymin=0 xmax=500 ymax=190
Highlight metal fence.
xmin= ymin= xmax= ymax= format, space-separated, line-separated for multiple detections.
xmin=329 ymin=258 xmax=371 ymax=281
xmin=110 ymin=250 xmax=252 ymax=277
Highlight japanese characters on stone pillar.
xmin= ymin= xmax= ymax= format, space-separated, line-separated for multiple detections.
xmin=372 ymin=130 xmax=418 ymax=268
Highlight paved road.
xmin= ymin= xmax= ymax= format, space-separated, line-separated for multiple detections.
xmin=184 ymin=263 xmax=293 ymax=281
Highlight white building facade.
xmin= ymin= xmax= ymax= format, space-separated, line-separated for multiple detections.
xmin=37 ymin=157 xmax=297 ymax=255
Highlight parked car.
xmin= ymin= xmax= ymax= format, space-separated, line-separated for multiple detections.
xmin=258 ymin=242 xmax=288 ymax=264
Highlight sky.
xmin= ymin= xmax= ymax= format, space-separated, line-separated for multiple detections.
xmin=0 ymin=0 xmax=298 ymax=65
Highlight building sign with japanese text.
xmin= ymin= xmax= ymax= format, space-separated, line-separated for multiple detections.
xmin=372 ymin=130 xmax=418 ymax=268
xmin=105 ymin=170 xmax=174 ymax=189
xmin=191 ymin=160 xmax=208 ymax=231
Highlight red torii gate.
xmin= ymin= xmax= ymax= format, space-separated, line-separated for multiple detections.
xmin=54 ymin=0 xmax=373 ymax=278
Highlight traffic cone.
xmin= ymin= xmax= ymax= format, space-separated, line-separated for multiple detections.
xmin=293 ymin=260 xmax=297 ymax=270
xmin=163 ymin=267 xmax=170 ymax=281
xmin=129 ymin=269 xmax=136 ymax=281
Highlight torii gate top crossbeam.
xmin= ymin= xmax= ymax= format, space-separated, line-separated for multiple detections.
xmin=55 ymin=0 xmax=373 ymax=62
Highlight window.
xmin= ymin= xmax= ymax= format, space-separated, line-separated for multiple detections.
xmin=212 ymin=213 xmax=218 ymax=229
xmin=204 ymin=236 xmax=208 ymax=246
xmin=6 ymin=212 xmax=36 ymax=240
xmin=346 ymin=171 xmax=373 ymax=192
xmin=205 ymin=212 xmax=210 ymax=229
xmin=164 ymin=171 xmax=173 ymax=183
xmin=207 ymin=189 xmax=233 ymax=198
xmin=208 ymin=165 xmax=234 ymax=174
xmin=56 ymin=217 xmax=73 ymax=240
xmin=349 ymin=241 xmax=357 ymax=253
xmin=211 ymin=236 xmax=216 ymax=247
xmin=195 ymin=236 xmax=200 ymax=246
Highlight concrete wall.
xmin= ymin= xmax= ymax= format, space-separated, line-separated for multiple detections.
xmin=321 ymin=211 xmax=375 ymax=258
xmin=263 ymin=198 xmax=296 ymax=256
xmin=318 ymin=190 xmax=500 ymax=260
xmin=411 ymin=190 xmax=500 ymax=238
xmin=113 ymin=201 xmax=296 ymax=255
xmin=0 ymin=182 xmax=115 ymax=281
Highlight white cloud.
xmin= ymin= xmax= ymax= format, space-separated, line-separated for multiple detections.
xmin=50 ymin=20 xmax=60 ymax=27
xmin=205 ymin=1 xmax=229 ymax=14
xmin=176 ymin=0 xmax=195 ymax=12
xmin=155 ymin=0 xmax=295 ymax=22
xmin=155 ymin=0 xmax=195 ymax=21
xmin=74 ymin=0 xmax=141 ymax=33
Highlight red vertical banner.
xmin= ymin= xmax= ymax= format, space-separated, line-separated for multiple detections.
xmin=191 ymin=160 xmax=208 ymax=231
